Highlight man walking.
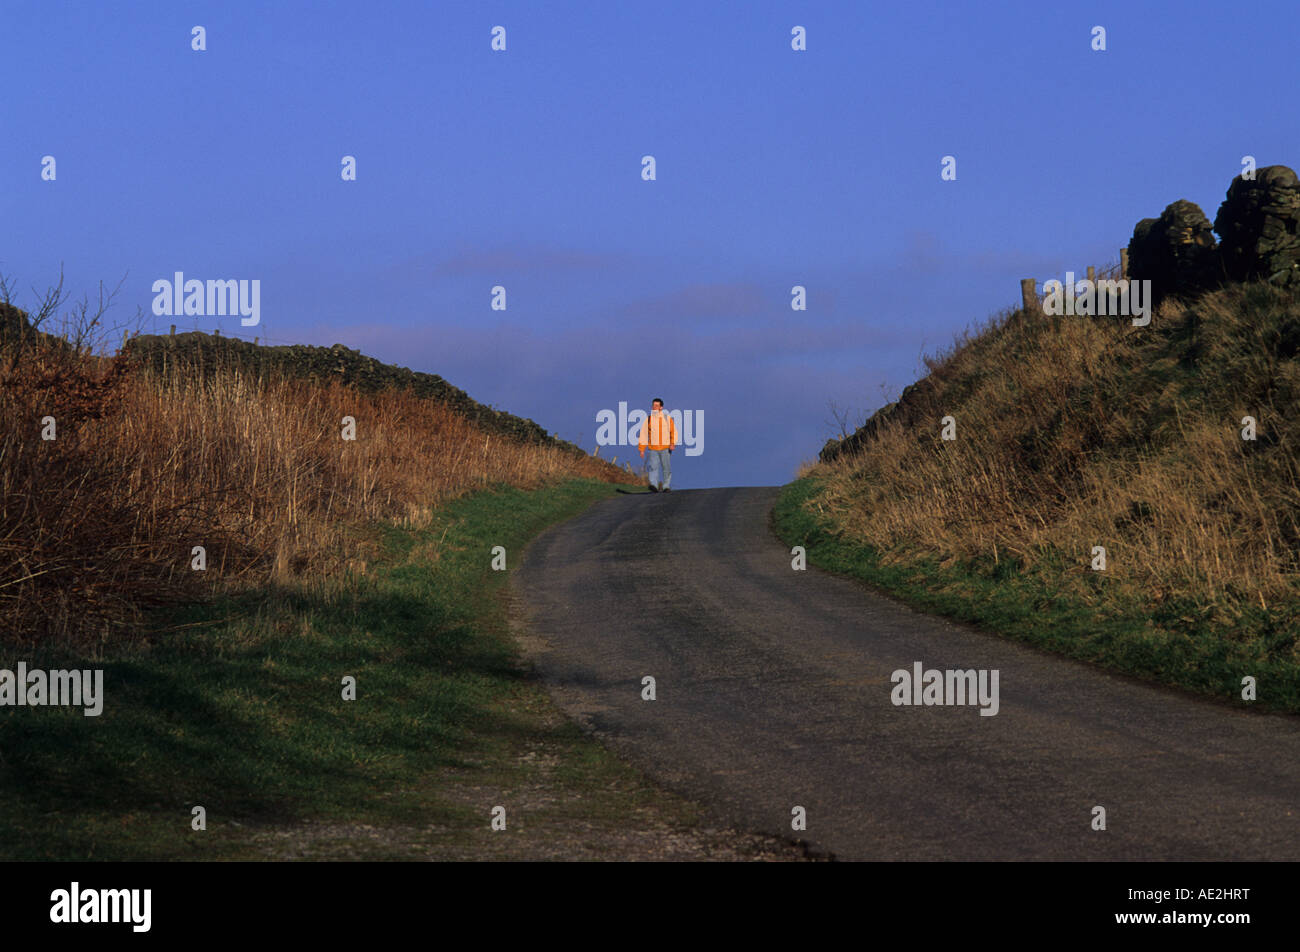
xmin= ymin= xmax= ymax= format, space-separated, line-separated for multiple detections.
xmin=638 ymin=397 xmax=677 ymax=492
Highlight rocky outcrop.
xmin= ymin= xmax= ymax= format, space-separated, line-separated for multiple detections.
xmin=1126 ymin=199 xmax=1221 ymax=304
xmin=825 ymin=165 xmax=1300 ymax=466
xmin=1214 ymin=165 xmax=1300 ymax=288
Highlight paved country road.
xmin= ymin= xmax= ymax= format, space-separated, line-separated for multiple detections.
xmin=509 ymin=487 xmax=1300 ymax=860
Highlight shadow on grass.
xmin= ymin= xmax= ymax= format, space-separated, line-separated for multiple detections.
xmin=0 ymin=479 xmax=626 ymax=859
xmin=0 ymin=579 xmax=531 ymax=858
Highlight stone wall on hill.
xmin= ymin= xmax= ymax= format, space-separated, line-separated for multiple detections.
xmin=823 ymin=164 xmax=1299 ymax=465
xmin=1127 ymin=199 xmax=1221 ymax=305
xmin=1126 ymin=164 xmax=1300 ymax=304
xmin=1214 ymin=165 xmax=1300 ymax=288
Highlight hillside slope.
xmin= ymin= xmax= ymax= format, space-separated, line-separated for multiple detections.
xmin=0 ymin=300 xmax=635 ymax=644
xmin=124 ymin=328 xmax=588 ymax=456
xmin=781 ymin=279 xmax=1300 ymax=710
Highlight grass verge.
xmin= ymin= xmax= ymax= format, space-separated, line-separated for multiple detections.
xmin=774 ymin=476 xmax=1300 ymax=714
xmin=1 ymin=479 xmax=796 ymax=860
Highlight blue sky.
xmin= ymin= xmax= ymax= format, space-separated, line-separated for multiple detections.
xmin=4 ymin=0 xmax=1296 ymax=486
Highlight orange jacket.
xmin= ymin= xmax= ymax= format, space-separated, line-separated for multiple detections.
xmin=638 ymin=411 xmax=677 ymax=453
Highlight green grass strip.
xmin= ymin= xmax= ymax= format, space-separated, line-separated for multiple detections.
xmin=0 ymin=479 xmax=640 ymax=860
xmin=773 ymin=476 xmax=1300 ymax=714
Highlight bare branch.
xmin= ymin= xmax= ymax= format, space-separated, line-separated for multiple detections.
xmin=826 ymin=399 xmax=853 ymax=440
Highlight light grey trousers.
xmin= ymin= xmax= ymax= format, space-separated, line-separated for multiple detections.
xmin=646 ymin=449 xmax=672 ymax=489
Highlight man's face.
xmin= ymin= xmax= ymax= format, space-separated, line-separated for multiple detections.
xmin=652 ymin=401 xmax=663 ymax=413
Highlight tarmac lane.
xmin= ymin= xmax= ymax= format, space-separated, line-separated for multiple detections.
xmin=510 ymin=486 xmax=1300 ymax=860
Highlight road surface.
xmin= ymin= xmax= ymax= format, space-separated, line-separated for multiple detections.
xmin=510 ymin=487 xmax=1300 ymax=860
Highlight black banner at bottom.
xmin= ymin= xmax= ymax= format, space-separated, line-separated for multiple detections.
xmin=3 ymin=860 xmax=1285 ymax=940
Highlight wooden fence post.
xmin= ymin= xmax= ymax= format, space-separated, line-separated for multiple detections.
xmin=1086 ymin=265 xmax=1096 ymax=284
xmin=1020 ymin=278 xmax=1037 ymax=314
xmin=1120 ymin=248 xmax=1129 ymax=279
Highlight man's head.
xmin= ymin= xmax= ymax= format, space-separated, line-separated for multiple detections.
xmin=652 ymin=398 xmax=664 ymax=412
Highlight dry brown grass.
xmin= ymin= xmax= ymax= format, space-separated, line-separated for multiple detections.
xmin=805 ymin=280 xmax=1300 ymax=612
xmin=1 ymin=334 xmax=637 ymax=646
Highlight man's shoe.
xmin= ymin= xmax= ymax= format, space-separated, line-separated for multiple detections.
xmin=647 ymin=484 xmax=658 ymax=492
xmin=662 ymin=487 xmax=671 ymax=492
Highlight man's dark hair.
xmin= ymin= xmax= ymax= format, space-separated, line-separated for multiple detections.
xmin=652 ymin=397 xmax=664 ymax=407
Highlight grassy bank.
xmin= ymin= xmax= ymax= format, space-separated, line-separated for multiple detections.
xmin=1 ymin=297 xmax=638 ymax=645
xmin=786 ymin=281 xmax=1300 ymax=713
xmin=1 ymin=480 xmax=791 ymax=860
xmin=775 ymin=478 xmax=1298 ymax=712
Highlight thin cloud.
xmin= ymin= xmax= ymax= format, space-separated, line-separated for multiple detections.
xmin=609 ymin=282 xmax=771 ymax=322
xmin=429 ymin=244 xmax=629 ymax=278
